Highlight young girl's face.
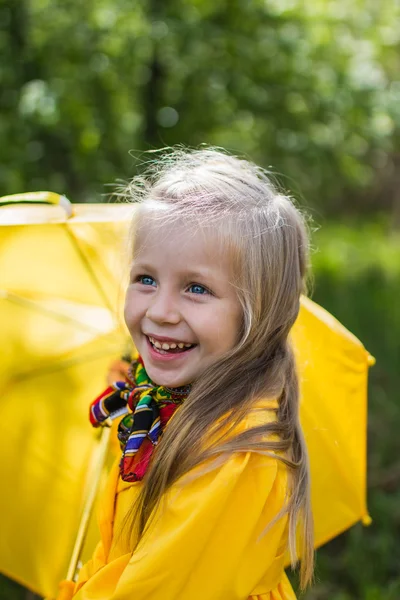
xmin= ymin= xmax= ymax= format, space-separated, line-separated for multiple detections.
xmin=124 ymin=219 xmax=242 ymax=387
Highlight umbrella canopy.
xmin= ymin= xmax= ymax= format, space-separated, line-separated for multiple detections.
xmin=0 ymin=193 xmax=373 ymax=598
xmin=292 ymin=296 xmax=373 ymax=552
xmin=0 ymin=194 xmax=133 ymax=597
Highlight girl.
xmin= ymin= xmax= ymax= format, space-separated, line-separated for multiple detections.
xmin=72 ymin=148 xmax=314 ymax=599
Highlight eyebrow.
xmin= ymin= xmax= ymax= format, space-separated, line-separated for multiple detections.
xmin=184 ymin=267 xmax=217 ymax=279
xmin=130 ymin=261 xmax=154 ymax=273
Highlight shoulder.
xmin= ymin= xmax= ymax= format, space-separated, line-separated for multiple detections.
xmin=205 ymin=397 xmax=288 ymax=489
xmin=210 ymin=397 xmax=280 ymax=444
xmin=195 ymin=397 xmax=286 ymax=484
xmin=240 ymin=397 xmax=279 ymax=431
xmin=161 ymin=399 xmax=289 ymax=527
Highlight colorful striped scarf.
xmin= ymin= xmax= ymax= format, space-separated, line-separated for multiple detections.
xmin=89 ymin=358 xmax=190 ymax=482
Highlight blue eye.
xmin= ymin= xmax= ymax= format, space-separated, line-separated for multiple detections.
xmin=188 ymin=284 xmax=209 ymax=295
xmin=139 ymin=275 xmax=156 ymax=286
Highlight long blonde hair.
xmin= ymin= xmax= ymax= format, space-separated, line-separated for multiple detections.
xmin=122 ymin=147 xmax=314 ymax=588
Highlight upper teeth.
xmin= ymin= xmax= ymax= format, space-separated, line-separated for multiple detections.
xmin=148 ymin=336 xmax=192 ymax=350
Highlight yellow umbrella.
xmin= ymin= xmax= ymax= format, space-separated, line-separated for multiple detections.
xmin=0 ymin=192 xmax=373 ymax=598
xmin=293 ymin=296 xmax=373 ymax=551
xmin=0 ymin=193 xmax=132 ymax=598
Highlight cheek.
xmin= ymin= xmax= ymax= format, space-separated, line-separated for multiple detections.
xmin=198 ymin=304 xmax=241 ymax=353
xmin=124 ymin=290 xmax=142 ymax=329
xmin=220 ymin=303 xmax=242 ymax=350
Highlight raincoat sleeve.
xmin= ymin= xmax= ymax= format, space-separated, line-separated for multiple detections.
xmin=111 ymin=451 xmax=289 ymax=600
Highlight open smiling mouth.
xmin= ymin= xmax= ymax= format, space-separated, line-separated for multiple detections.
xmin=146 ymin=335 xmax=197 ymax=355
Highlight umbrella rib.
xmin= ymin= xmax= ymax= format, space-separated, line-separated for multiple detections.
xmin=63 ymin=224 xmax=116 ymax=314
xmin=1 ymin=290 xmax=113 ymax=335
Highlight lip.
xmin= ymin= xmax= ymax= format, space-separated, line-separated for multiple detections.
xmin=144 ymin=333 xmax=195 ymax=345
xmin=145 ymin=335 xmax=196 ymax=362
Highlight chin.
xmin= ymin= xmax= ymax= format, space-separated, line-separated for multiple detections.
xmin=154 ymin=374 xmax=190 ymax=388
xmin=143 ymin=364 xmax=189 ymax=388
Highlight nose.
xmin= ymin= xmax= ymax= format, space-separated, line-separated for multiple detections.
xmin=145 ymin=288 xmax=181 ymax=325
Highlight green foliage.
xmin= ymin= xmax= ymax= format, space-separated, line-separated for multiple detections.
xmin=0 ymin=0 xmax=399 ymax=213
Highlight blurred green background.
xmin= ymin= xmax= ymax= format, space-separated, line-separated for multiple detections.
xmin=1 ymin=0 xmax=399 ymax=598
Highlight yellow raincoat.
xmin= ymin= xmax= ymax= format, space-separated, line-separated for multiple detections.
xmin=69 ymin=399 xmax=297 ymax=600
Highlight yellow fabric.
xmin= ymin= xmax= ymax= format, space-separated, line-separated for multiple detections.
xmin=72 ymin=401 xmax=296 ymax=600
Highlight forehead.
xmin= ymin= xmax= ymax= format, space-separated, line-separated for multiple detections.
xmin=132 ymin=214 xmax=236 ymax=275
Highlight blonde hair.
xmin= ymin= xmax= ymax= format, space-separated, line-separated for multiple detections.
xmin=122 ymin=147 xmax=314 ymax=588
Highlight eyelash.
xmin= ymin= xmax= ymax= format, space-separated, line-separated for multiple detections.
xmin=135 ymin=275 xmax=212 ymax=296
